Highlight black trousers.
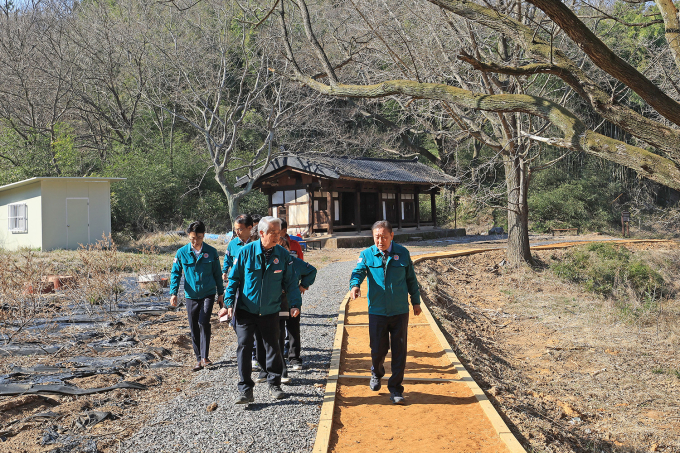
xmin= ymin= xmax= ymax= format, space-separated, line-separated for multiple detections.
xmin=284 ymin=314 xmax=301 ymax=362
xmin=235 ymin=310 xmax=282 ymax=392
xmin=185 ymin=295 xmax=215 ymax=361
xmin=369 ymin=312 xmax=409 ymax=394
xmin=256 ymin=316 xmax=290 ymax=379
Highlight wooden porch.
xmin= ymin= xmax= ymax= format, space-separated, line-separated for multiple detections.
xmin=300 ymin=226 xmax=466 ymax=249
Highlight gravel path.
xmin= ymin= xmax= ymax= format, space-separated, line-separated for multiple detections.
xmin=122 ymin=259 xmax=358 ymax=453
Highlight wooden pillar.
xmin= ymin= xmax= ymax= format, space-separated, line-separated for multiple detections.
xmin=453 ymin=194 xmax=458 ymax=230
xmin=327 ymin=190 xmax=334 ymax=235
xmin=415 ymin=187 xmax=421 ymax=230
xmin=355 ymin=185 xmax=362 ymax=233
xmin=396 ymin=189 xmax=403 ymax=231
xmin=307 ymin=186 xmax=313 ymax=236
xmin=430 ymin=191 xmax=437 ymax=227
xmin=268 ymin=191 xmax=273 ymax=216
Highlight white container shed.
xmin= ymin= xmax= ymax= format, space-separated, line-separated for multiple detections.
xmin=0 ymin=177 xmax=125 ymax=251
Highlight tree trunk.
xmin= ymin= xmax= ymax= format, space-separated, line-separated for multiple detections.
xmin=226 ymin=194 xmax=240 ymax=225
xmin=504 ymin=156 xmax=533 ymax=266
xmin=214 ymin=171 xmax=248 ymax=225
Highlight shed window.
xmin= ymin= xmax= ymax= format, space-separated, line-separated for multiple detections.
xmin=272 ymin=191 xmax=284 ymax=205
xmin=284 ymin=190 xmax=296 ymax=204
xmin=8 ymin=203 xmax=28 ymax=233
xmin=294 ymin=190 xmax=309 ymax=203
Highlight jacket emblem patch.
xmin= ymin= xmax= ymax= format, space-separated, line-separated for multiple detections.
xmin=274 ymin=269 xmax=283 ymax=273
xmin=173 ymin=258 xmax=178 ymax=263
xmin=233 ymin=257 xmax=238 ymax=265
xmin=394 ymin=255 xmax=399 ymax=260
xmin=203 ymin=253 xmax=209 ymax=258
xmin=273 ymin=258 xmax=279 ymax=264
xmin=357 ymin=258 xmax=362 ymax=263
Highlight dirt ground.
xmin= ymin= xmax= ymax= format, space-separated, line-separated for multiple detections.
xmin=0 ymin=309 xmax=238 ymax=453
xmin=416 ymin=242 xmax=680 ymax=453
xmin=0 ymin=241 xmax=377 ymax=453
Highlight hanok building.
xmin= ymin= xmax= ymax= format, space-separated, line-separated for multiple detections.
xmin=236 ymin=155 xmax=459 ymax=234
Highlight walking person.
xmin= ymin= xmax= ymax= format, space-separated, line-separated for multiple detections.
xmin=221 ymin=213 xmax=263 ymax=371
xmin=349 ymin=220 xmax=421 ymax=404
xmin=222 ymin=214 xmax=254 ymax=281
xmin=255 ymin=236 xmax=317 ymax=384
xmin=220 ymin=216 xmax=302 ymax=404
xmin=170 ymin=221 xmax=224 ymax=372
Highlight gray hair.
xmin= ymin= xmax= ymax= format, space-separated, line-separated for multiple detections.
xmin=258 ymin=216 xmax=282 ymax=234
xmin=371 ymin=220 xmax=393 ymax=233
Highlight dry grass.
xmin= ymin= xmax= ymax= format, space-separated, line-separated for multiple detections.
xmin=0 ymin=249 xmax=60 ymax=344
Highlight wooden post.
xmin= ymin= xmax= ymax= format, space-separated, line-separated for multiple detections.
xmin=327 ymin=190 xmax=334 ymax=235
xmin=268 ymin=191 xmax=273 ymax=216
xmin=355 ymin=185 xmax=362 ymax=233
xmin=307 ymin=186 xmax=313 ymax=236
xmin=396 ymin=190 xmax=403 ymax=231
xmin=454 ymin=195 xmax=458 ymax=230
xmin=431 ymin=191 xmax=437 ymax=227
xmin=415 ymin=187 xmax=421 ymax=230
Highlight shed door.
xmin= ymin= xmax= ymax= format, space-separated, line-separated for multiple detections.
xmin=67 ymin=198 xmax=90 ymax=249
xmin=384 ymin=200 xmax=398 ymax=223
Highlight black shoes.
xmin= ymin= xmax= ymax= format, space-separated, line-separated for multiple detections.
xmin=369 ymin=375 xmax=381 ymax=391
xmin=269 ymin=384 xmax=287 ymax=399
xmin=234 ymin=384 xmax=287 ymax=404
xmin=234 ymin=390 xmax=254 ymax=404
xmin=390 ymin=392 xmax=405 ymax=405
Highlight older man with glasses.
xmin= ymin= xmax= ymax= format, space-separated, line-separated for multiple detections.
xmin=350 ymin=220 xmax=421 ymax=405
xmin=220 ymin=216 xmax=302 ymax=404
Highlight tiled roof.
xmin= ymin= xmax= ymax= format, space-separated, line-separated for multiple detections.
xmin=236 ymin=155 xmax=459 ymax=187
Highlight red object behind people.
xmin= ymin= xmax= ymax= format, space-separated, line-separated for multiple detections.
xmin=286 ymin=234 xmax=304 ymax=260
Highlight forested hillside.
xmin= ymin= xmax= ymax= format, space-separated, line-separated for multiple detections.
xmin=1 ymin=0 xmax=679 ymax=246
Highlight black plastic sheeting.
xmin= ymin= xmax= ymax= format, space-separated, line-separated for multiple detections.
xmin=1 ymin=349 xmax=174 ymax=386
xmin=0 ymin=344 xmax=63 ymax=356
xmin=72 ymin=411 xmax=115 ymax=431
xmin=64 ymin=353 xmax=156 ymax=369
xmin=0 ymin=381 xmax=147 ymax=396
xmin=41 ymin=426 xmax=99 ymax=453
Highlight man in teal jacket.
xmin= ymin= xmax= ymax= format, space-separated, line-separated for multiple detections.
xmin=219 ymin=216 xmax=302 ymax=403
xmin=350 ymin=220 xmax=421 ymax=404
xmin=221 ymin=213 xmax=253 ymax=280
xmin=169 ymin=221 xmax=224 ymax=372
xmin=255 ymin=236 xmax=318 ymax=385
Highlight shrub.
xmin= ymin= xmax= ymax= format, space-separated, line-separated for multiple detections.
xmin=551 ymin=243 xmax=667 ymax=304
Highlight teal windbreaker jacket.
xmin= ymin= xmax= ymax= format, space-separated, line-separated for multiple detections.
xmin=222 ymin=236 xmax=251 ymax=274
xmin=292 ymin=256 xmax=317 ymax=289
xmin=225 ymin=240 xmax=302 ymax=316
xmin=279 ymin=257 xmax=317 ymax=314
xmin=170 ymin=243 xmax=224 ymax=299
xmin=349 ymin=242 xmax=420 ymax=316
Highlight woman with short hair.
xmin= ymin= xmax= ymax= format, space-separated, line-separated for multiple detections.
xmin=170 ymin=221 xmax=225 ymax=372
